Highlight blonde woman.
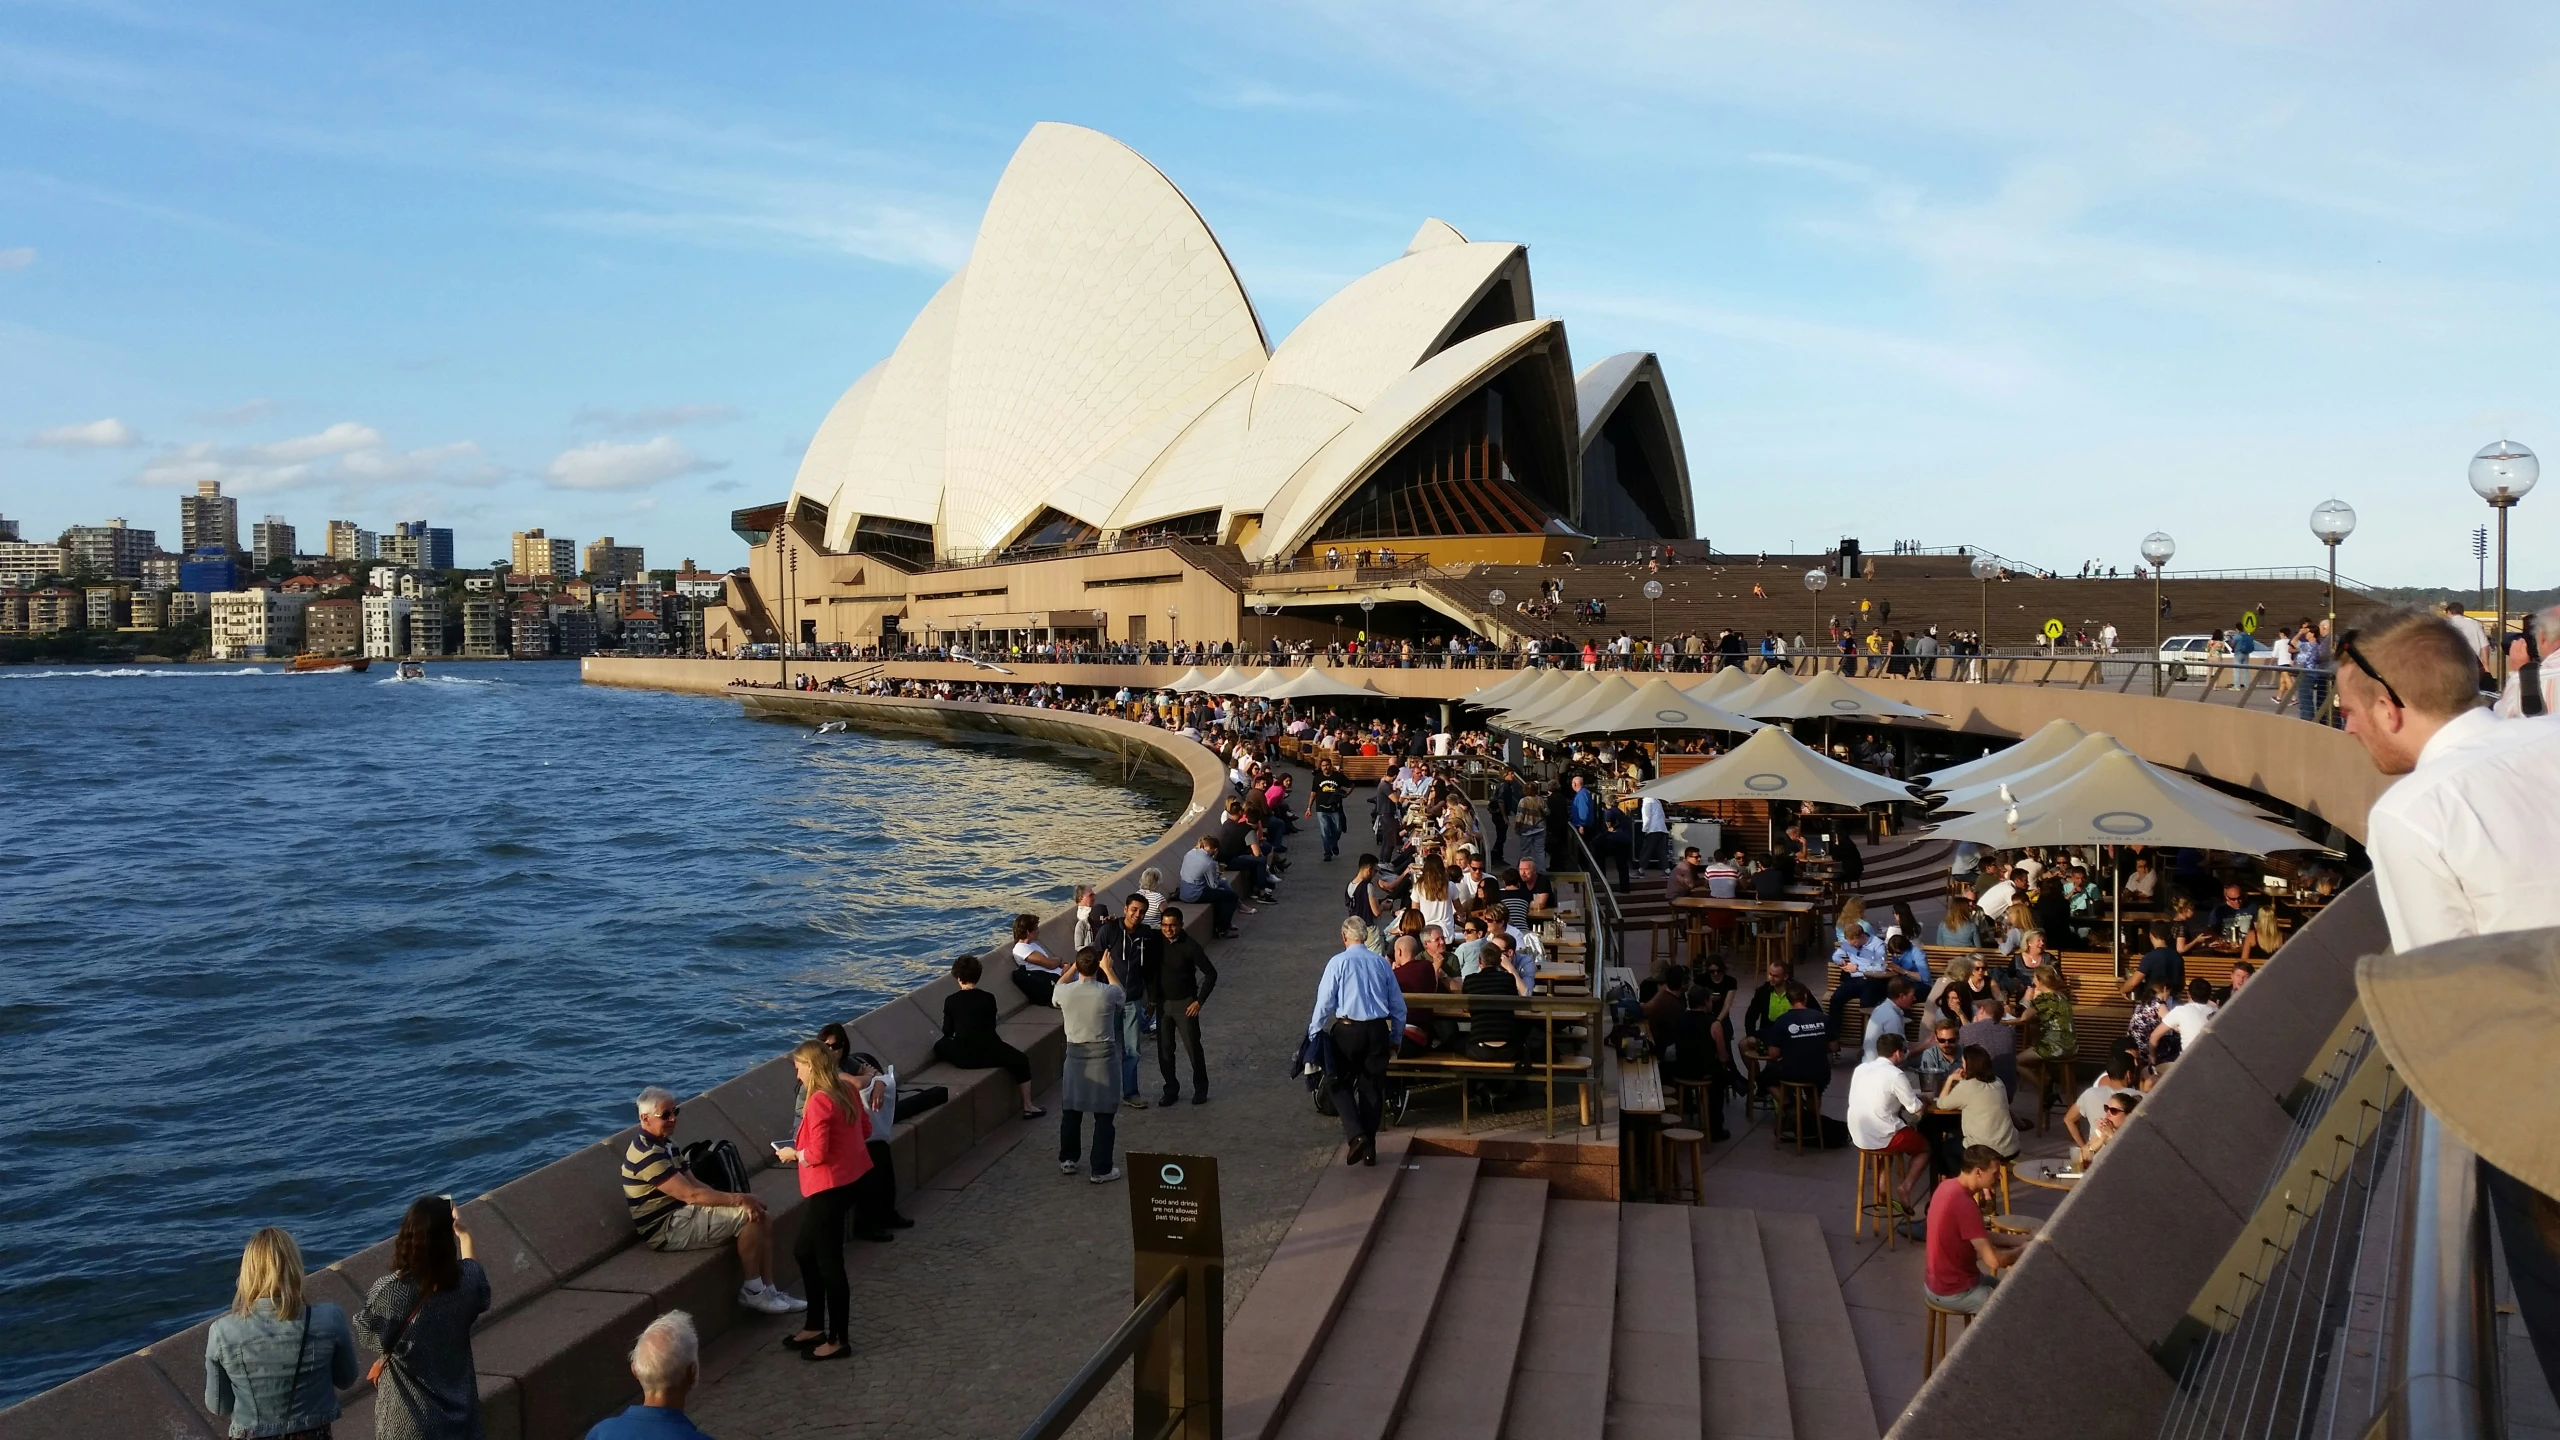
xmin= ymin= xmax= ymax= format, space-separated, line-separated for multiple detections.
xmin=206 ymin=1228 xmax=358 ymax=1439
xmin=1996 ymin=902 xmax=2036 ymax=956
xmin=776 ymin=1039 xmax=873 ymax=1361
xmin=2239 ymin=905 xmax=2284 ymax=965
xmin=1834 ymin=895 xmax=1868 ymax=947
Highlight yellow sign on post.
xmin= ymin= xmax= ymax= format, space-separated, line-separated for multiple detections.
xmin=2043 ymin=619 xmax=2065 ymax=640
xmin=2241 ymin=610 xmax=2259 ymax=634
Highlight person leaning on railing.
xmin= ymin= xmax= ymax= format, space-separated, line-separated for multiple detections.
xmin=205 ymin=1227 xmax=359 ymax=1440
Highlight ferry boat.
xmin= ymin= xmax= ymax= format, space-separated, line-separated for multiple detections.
xmin=288 ymin=653 xmax=370 ymax=673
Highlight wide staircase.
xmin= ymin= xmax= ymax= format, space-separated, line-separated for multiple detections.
xmin=1234 ymin=1137 xmax=1878 ymax=1440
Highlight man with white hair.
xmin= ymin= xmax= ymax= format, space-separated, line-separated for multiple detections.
xmin=2493 ymin=604 xmax=2560 ymax=719
xmin=583 ymin=1311 xmax=715 ymax=1439
xmin=622 ymin=1087 xmax=801 ymax=1315
xmin=1308 ymin=917 xmax=1406 ymax=1168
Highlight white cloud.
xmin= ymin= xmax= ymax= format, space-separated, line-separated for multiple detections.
xmin=0 ymin=247 xmax=34 ymax=271
xmin=193 ymin=398 xmax=278 ymax=426
xmin=573 ymin=403 xmax=742 ymax=433
xmin=133 ymin=423 xmax=498 ymax=495
xmin=31 ymin=417 xmax=140 ymax=448
xmin=545 ymin=435 xmax=722 ymax=491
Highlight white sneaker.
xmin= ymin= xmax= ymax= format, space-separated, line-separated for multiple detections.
xmin=741 ymin=1285 xmax=802 ymax=1314
xmin=1089 ymin=1167 xmax=1124 ymax=1184
xmin=1061 ymin=1160 xmax=1082 ymax=1175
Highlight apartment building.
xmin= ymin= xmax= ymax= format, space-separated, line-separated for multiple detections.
xmin=181 ymin=481 xmax=241 ymax=554
xmin=65 ymin=519 xmax=158 ymax=578
xmin=251 ymin=517 xmax=297 ymax=571
xmin=208 ymin=590 xmax=311 ymax=660
xmin=304 ymin=597 xmax=362 ymax=656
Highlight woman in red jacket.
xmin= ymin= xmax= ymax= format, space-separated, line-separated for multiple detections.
xmin=777 ymin=1039 xmax=872 ymax=1362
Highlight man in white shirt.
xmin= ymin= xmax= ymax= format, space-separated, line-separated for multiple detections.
xmin=2441 ymin=600 xmax=2490 ymax=674
xmin=2339 ymin=608 xmax=2560 ymax=951
xmin=1863 ymin=976 xmax=1916 ymax=1063
xmin=1973 ymin=867 xmax=2022 ymax=920
xmin=1848 ymin=1033 xmax=1929 ymax=1211
xmin=2151 ymin=978 xmax=2219 ymax=1062
xmin=1637 ymin=794 xmax=1671 ymax=874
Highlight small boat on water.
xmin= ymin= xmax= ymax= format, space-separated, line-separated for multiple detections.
xmin=289 ymin=654 xmax=370 ymax=673
xmin=396 ymin=660 xmax=427 ymax=680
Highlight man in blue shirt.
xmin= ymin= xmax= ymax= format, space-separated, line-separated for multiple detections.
xmin=1824 ymin=922 xmax=1892 ymax=1044
xmin=585 ymin=1312 xmax=717 ymax=1438
xmin=1309 ymin=917 xmax=1407 ymax=1167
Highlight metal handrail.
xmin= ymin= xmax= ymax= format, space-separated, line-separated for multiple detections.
xmin=2381 ymin=1106 xmax=2497 ymax=1440
xmin=1015 ymin=1268 xmax=1189 ymax=1440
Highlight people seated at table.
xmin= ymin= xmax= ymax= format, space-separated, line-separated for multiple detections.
xmin=2126 ymin=978 xmax=2178 ymax=1072
xmin=2219 ymin=960 xmax=2257 ymax=1004
xmin=933 ymin=954 xmax=1043 ymax=1120
xmin=1862 ymin=975 xmax=1917 ymax=1062
xmin=2202 ymin=881 xmax=2259 ymax=950
xmin=2121 ymin=921 xmax=2183 ymax=999
xmin=1937 ymin=1045 xmax=2020 ymax=1162
xmin=1930 ymin=954 xmax=2002 ymax=1031
xmin=1912 ymin=1020 xmax=1963 ymax=1097
xmin=1662 ymin=983 xmax=1732 ymax=1141
xmin=2148 ymin=978 xmax=2219 ymax=1067
xmin=1991 ymin=928 xmax=2053 ymax=997
xmin=1884 ymin=932 xmax=1930 ymax=986
xmin=2080 ymin=1090 xmax=2142 ymax=1167
xmin=2065 ymin=1055 xmax=2138 ymax=1155
xmin=2237 ymin=904 xmax=2284 ymax=964
xmin=1974 ymin=866 xmax=2025 ymax=921
xmin=1743 ymin=956 xmax=1794 ymax=1039
xmin=1834 ymin=895 xmax=1868 ymax=946
xmin=1994 ymin=901 xmax=2038 ymax=957
xmin=1824 ymin=921 xmax=1893 ymax=1042
xmin=2031 ymin=876 xmax=2081 ymax=949
xmin=1956 ymin=996 xmax=2019 ymax=1098
xmin=1749 ymin=854 xmax=1790 ymax=901
xmin=1702 ymin=849 xmax=1741 ymax=898
xmin=1849 ymin=1032 xmax=1930 ymax=1214
xmin=2123 ymin=853 xmax=2160 ymax=902
xmin=1748 ymin=981 xmax=1834 ymax=1112
xmin=1912 ymin=1146 xmax=2028 ymax=1305
xmin=1644 ymin=964 xmax=1691 ymax=1049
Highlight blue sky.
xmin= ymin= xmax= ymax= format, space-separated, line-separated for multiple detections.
xmin=3 ymin=1 xmax=2554 ymax=585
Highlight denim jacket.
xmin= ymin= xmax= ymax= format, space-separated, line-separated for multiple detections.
xmin=205 ymin=1299 xmax=358 ymax=1437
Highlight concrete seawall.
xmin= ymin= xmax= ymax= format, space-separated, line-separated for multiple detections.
xmin=0 ymin=686 xmax=1231 ymax=1440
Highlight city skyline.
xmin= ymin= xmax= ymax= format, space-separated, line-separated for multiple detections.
xmin=3 ymin=4 xmax=2557 ymax=585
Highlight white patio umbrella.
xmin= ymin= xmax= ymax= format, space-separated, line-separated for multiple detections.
xmin=1166 ymin=666 xmax=1215 ymax=693
xmin=1717 ymin=667 xmax=1803 ymax=715
xmin=1926 ymin=746 xmax=2329 ymax=969
xmin=1915 ymin=718 xmax=2089 ymax=789
xmin=1508 ymin=675 xmax=1642 ymax=739
xmin=1459 ymin=666 xmax=1549 ymax=709
xmin=1493 ymin=671 xmax=1616 ymax=733
xmin=1684 ymin=667 xmax=1755 ymax=704
xmin=1635 ymin=725 xmax=1915 ymax=808
xmin=1562 ymin=676 xmax=1766 ymax=738
xmin=1931 ymin=733 xmax=2282 ymax=822
xmin=1227 ymin=667 xmax=1292 ymax=697
xmin=1266 ymin=666 xmax=1383 ymax=700
xmin=1197 ymin=666 xmax=1254 ymax=694
xmin=1741 ymin=668 xmax=1939 ymax=721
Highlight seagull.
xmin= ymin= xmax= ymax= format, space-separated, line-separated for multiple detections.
xmin=1996 ymin=782 xmax=2015 ymax=806
xmin=812 ymin=719 xmax=847 ymax=735
xmin=2004 ymin=804 xmax=2020 ymax=833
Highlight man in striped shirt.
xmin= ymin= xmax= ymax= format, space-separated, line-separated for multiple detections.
xmin=623 ymin=1087 xmax=803 ymax=1315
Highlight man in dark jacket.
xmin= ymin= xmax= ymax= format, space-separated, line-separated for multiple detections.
xmin=1312 ymin=765 xmax=1348 ymax=862
xmin=1490 ymin=769 xmax=1523 ymax=866
xmin=1155 ymin=908 xmax=1220 ymax=1105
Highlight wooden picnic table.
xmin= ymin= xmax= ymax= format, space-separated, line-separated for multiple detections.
xmin=1672 ymin=895 xmax=1820 ymax=960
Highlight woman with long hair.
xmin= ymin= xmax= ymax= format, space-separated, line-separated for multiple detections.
xmin=357 ymin=1196 xmax=490 ymax=1440
xmin=2239 ymin=904 xmax=2284 ymax=965
xmin=776 ymin=1038 xmax=873 ymax=1362
xmin=205 ymin=1227 xmax=358 ymax=1439
xmin=1933 ymin=897 xmax=1981 ymax=949
xmin=1413 ymin=853 xmax=1455 ymax=940
xmin=1834 ymin=895 xmax=1868 ymax=946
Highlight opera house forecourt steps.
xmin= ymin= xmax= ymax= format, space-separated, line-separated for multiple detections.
xmin=0 ymin=699 xmax=1233 ymax=1440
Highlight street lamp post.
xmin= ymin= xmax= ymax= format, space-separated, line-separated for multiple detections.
xmin=1358 ymin=597 xmax=1376 ymax=666
xmin=2309 ymin=501 xmax=2356 ymax=721
xmin=1642 ymin=579 xmax=1664 ymax=669
xmin=777 ymin=535 xmax=793 ymax=688
xmin=1253 ymin=603 xmax=1275 ymax=660
xmin=1802 ymin=568 xmax=1829 ymax=672
xmin=1485 ymin=589 xmax=1509 ymax=666
xmin=1968 ymin=553 xmax=1998 ymax=681
xmin=2140 ymin=532 xmax=2176 ymax=695
xmin=2470 ymin=440 xmax=2540 ymax=683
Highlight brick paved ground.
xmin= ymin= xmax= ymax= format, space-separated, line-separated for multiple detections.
xmin=687 ymin=795 xmax=1348 ymax=1440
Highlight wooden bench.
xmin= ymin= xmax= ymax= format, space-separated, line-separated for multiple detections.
xmin=1386 ymin=1053 xmax=1598 ymax=1129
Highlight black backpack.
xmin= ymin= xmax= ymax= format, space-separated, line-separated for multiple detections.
xmin=681 ymin=1139 xmax=750 ymax=1195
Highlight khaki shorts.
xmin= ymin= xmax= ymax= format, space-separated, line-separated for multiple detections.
xmin=650 ymin=1203 xmax=750 ymax=1252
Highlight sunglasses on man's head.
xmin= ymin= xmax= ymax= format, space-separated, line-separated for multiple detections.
xmin=2336 ymin=631 xmax=2406 ymax=710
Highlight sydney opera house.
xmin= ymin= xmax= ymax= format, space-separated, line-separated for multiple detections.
xmin=714 ymin=122 xmax=1694 ymax=653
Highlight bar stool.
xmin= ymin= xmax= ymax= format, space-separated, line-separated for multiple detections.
xmin=1752 ymin=922 xmax=1790 ymax=971
xmin=1854 ymin=1145 xmax=1900 ymax=1247
xmin=1666 ymin=1076 xmax=1713 ymax=1131
xmin=2029 ymin=1058 xmax=2078 ymax=1133
xmin=1655 ymin=1127 xmax=1706 ymax=1205
xmin=1773 ymin=1081 xmax=1820 ymax=1154
xmin=1923 ymin=1294 xmax=1970 ymax=1377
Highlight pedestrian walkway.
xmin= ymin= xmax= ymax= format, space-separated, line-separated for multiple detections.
xmin=686 ymin=793 xmax=1349 ymax=1439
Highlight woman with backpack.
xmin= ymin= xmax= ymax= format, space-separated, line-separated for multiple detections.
xmin=357 ymin=1196 xmax=490 ymax=1440
xmin=205 ymin=1227 xmax=358 ymax=1439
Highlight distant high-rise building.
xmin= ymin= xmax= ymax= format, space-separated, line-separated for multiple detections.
xmin=140 ymin=553 xmax=181 ymax=589
xmin=384 ymin=521 xmax=453 ymax=571
xmin=252 ymin=516 xmax=297 ymax=570
xmin=325 ymin=520 xmax=377 ymax=562
xmin=181 ymin=481 xmax=241 ymax=555
xmin=461 ymin=596 xmax=507 ymax=657
xmin=510 ymin=528 xmax=576 ymax=578
xmin=0 ymin=541 xmax=69 ymax=585
xmin=411 ymin=594 xmax=447 ymax=656
xmin=208 ymin=590 xmax=309 ymax=660
xmin=62 ymin=518 xmax=157 ymax=578
xmin=0 ymin=515 xmax=18 ymax=541
xmin=583 ymin=536 xmax=646 ymax=587
xmin=303 ymin=597 xmax=362 ymax=656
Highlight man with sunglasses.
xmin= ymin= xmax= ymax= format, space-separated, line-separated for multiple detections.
xmin=2341 ymin=607 xmax=2560 ymax=948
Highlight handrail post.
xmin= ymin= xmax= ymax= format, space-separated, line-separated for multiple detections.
xmin=2385 ymin=1106 xmax=2497 ymax=1439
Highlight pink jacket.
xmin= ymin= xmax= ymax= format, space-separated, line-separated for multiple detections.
xmin=794 ymin=1088 xmax=873 ymax=1196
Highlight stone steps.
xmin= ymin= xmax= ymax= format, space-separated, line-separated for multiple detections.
xmin=1695 ymin=1206 xmax=1794 ymax=1440
xmin=1395 ymin=1176 xmax=1550 ymax=1440
xmin=1274 ymin=1155 xmax=1480 ymax=1440
xmin=1757 ymin=1210 xmax=1881 ymax=1440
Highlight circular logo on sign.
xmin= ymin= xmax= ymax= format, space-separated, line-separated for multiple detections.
xmin=1744 ymin=772 xmax=1789 ymax=793
xmin=1160 ymin=1164 xmax=1186 ymax=1187
xmin=2241 ymin=610 xmax=2259 ymax=634
xmin=2092 ymin=810 xmax=2153 ymax=836
xmin=2043 ymin=619 xmax=2064 ymax=639
xmin=1655 ymin=708 xmax=1691 ymax=723
xmin=1829 ymin=698 xmax=1862 ymax=712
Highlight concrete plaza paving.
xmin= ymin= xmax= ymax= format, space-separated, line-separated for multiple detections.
xmin=686 ymin=816 xmax=1353 ymax=1439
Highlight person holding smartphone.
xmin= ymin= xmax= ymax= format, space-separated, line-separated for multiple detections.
xmin=357 ymin=1195 xmax=490 ymax=1440
xmin=773 ymin=1040 xmax=872 ymax=1361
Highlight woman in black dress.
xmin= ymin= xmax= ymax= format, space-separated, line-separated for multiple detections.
xmin=933 ymin=954 xmax=1044 ymax=1119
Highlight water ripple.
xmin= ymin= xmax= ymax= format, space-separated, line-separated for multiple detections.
xmin=0 ymin=660 xmax=1179 ymax=1405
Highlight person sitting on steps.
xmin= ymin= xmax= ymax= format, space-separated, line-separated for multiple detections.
xmin=932 ymin=954 xmax=1044 ymax=1120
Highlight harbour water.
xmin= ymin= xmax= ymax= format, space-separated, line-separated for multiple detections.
xmin=0 ymin=661 xmax=1181 ymax=1406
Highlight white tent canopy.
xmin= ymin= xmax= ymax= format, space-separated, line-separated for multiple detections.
xmin=1166 ymin=666 xmax=1215 ymax=693
xmin=1197 ymin=666 xmax=1255 ymax=694
xmin=1495 ymin=672 xmax=1619 ymax=733
xmin=1563 ymin=676 xmax=1765 ymax=738
xmin=1684 ymin=667 xmax=1755 ymax=704
xmin=1717 ymin=668 xmax=1803 ymax=716
xmin=1931 ymin=733 xmax=2283 ymax=822
xmin=1636 ymin=725 xmax=1914 ymax=808
xmin=1226 ymin=667 xmax=1293 ymax=697
xmin=1916 ymin=718 xmax=2089 ymax=789
xmin=1924 ymin=748 xmax=2325 ymax=854
xmin=1741 ymin=669 xmax=1938 ymax=721
xmin=1508 ymin=675 xmax=1641 ymax=738
xmin=1474 ymin=667 xmax=1591 ymax=719
xmin=1266 ymin=666 xmax=1383 ymax=700
xmin=1459 ymin=667 xmax=1548 ymax=710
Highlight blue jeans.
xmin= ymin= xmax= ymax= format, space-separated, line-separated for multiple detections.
xmin=1119 ymin=1003 xmax=1148 ymax=1099
xmin=1317 ymin=810 xmax=1344 ymax=859
xmin=2297 ymin=674 xmax=2328 ymax=722
xmin=1060 ymin=1108 xmax=1116 ymax=1174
